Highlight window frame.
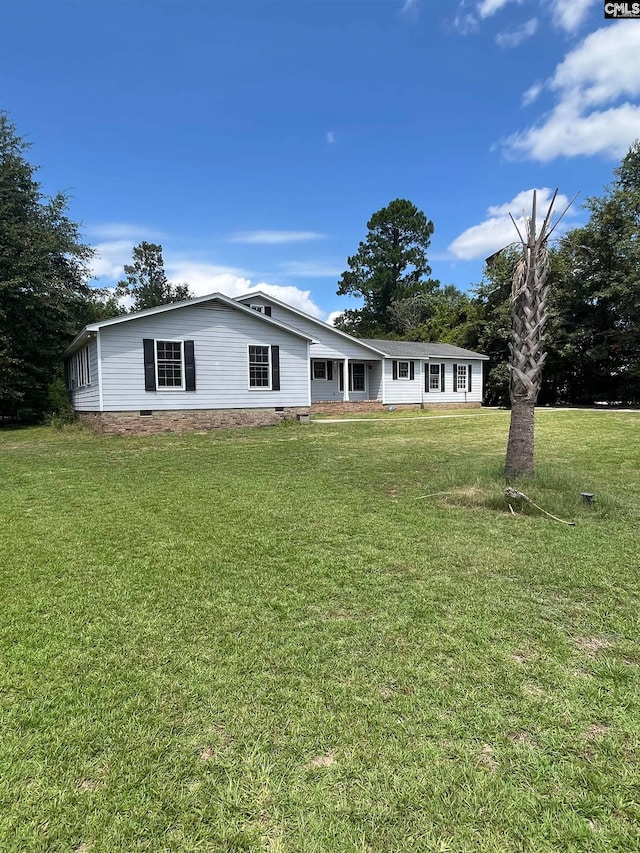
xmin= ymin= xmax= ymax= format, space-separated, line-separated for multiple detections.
xmin=69 ymin=346 xmax=91 ymax=389
xmin=456 ymin=364 xmax=468 ymax=392
xmin=397 ymin=360 xmax=410 ymax=380
xmin=249 ymin=304 xmax=272 ymax=316
xmin=429 ymin=362 xmax=442 ymax=392
xmin=350 ymin=362 xmax=366 ymax=392
xmin=155 ymin=339 xmax=185 ymax=391
xmin=248 ymin=344 xmax=272 ymax=390
xmin=312 ymin=360 xmax=328 ymax=380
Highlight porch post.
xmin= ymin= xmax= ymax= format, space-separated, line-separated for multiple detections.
xmin=343 ymin=359 xmax=349 ymax=402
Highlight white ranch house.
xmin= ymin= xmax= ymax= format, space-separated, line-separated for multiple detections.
xmin=64 ymin=290 xmax=488 ymax=435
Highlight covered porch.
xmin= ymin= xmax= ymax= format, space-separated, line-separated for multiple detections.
xmin=310 ymin=357 xmax=382 ymax=403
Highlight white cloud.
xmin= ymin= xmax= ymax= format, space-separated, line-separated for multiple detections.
xmin=87 ymin=226 xmax=330 ymax=321
xmin=477 ymin=0 xmax=522 ymax=19
xmin=552 ymin=24 xmax=640 ymax=107
xmin=164 ymin=261 xmax=325 ymax=318
xmin=496 ymin=17 xmax=538 ymax=48
xmin=86 ymin=223 xmax=164 ymax=241
xmin=326 ymin=131 xmax=336 ymax=144
xmin=228 ymin=230 xmax=326 ymax=245
xmin=504 ymin=23 xmax=640 ymax=160
xmin=522 ymin=81 xmax=543 ymax=106
xmin=90 ymin=239 xmax=134 ymax=281
xmin=547 ymin=0 xmax=597 ymax=33
xmin=448 ymin=188 xmax=574 ymax=260
xmin=280 ymin=261 xmax=342 ymax=278
xmin=326 ymin=311 xmax=344 ymax=327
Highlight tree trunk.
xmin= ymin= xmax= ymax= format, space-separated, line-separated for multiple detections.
xmin=504 ymin=398 xmax=535 ymax=480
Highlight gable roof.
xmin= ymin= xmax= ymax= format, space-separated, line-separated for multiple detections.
xmin=234 ymin=291 xmax=388 ymax=357
xmin=363 ymin=339 xmax=490 ymax=361
xmin=63 ymin=292 xmax=313 ymax=358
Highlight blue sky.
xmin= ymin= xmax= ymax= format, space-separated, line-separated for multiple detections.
xmin=2 ymin=0 xmax=639 ymax=321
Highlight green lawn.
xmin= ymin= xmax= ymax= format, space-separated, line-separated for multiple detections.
xmin=1 ymin=411 xmax=638 ymax=852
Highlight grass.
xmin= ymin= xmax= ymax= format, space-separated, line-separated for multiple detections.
xmin=1 ymin=409 xmax=638 ymax=852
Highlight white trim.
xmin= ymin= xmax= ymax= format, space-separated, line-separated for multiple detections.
xmin=349 ymin=362 xmax=366 ymax=394
xmin=397 ymin=360 xmax=410 ymax=380
xmin=312 ymin=360 xmax=329 ymax=380
xmin=247 ymin=343 xmax=272 ymax=391
xmin=155 ymin=339 xmax=186 ymax=391
xmin=428 ymin=362 xmax=442 ymax=392
xmin=306 ymin=341 xmax=312 ymax=406
xmin=96 ymin=331 xmax=104 ymax=411
xmin=381 ymin=358 xmax=386 ymax=404
xmin=456 ymin=364 xmax=468 ymax=392
xmin=63 ymin=292 xmax=312 ymax=359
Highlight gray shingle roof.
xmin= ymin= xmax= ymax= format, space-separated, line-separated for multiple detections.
xmin=362 ymin=339 xmax=489 ymax=360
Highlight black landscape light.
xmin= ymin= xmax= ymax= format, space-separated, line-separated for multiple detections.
xmin=580 ymin=492 xmax=595 ymax=505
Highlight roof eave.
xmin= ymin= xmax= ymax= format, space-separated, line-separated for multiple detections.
xmin=234 ymin=291 xmax=388 ymax=357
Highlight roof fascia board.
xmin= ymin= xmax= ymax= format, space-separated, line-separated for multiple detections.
xmin=234 ymin=291 xmax=388 ymax=357
xmin=64 ymin=291 xmax=313 ymax=358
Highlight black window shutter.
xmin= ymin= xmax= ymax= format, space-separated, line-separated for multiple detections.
xmin=425 ymin=364 xmax=429 ymax=392
xmin=264 ymin=306 xmax=272 ymax=316
xmin=143 ymin=339 xmax=156 ymax=391
xmin=339 ymin=364 xmax=344 ymax=391
xmin=452 ymin=363 xmax=458 ymax=392
xmin=271 ymin=345 xmax=280 ymax=390
xmin=184 ymin=340 xmax=196 ymax=391
xmin=392 ymin=360 xmax=398 ymax=380
xmin=440 ymin=363 xmax=445 ymax=392
xmin=410 ymin=361 xmax=415 ymax=381
xmin=468 ymin=364 xmax=472 ymax=392
xmin=327 ymin=360 xmax=333 ymax=380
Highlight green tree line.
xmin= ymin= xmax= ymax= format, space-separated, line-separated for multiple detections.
xmin=336 ymin=146 xmax=640 ymax=407
xmin=1 ymin=109 xmax=637 ymax=422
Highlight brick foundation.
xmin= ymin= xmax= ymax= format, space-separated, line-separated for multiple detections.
xmin=310 ymin=401 xmax=482 ymax=416
xmin=77 ymin=407 xmax=309 ymax=436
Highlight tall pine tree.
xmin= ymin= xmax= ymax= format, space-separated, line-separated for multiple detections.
xmin=0 ymin=113 xmax=94 ymax=420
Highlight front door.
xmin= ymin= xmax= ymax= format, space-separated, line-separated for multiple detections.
xmin=349 ymin=363 xmax=365 ymax=393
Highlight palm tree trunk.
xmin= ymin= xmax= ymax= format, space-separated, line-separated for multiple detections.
xmin=505 ymin=398 xmax=535 ymax=481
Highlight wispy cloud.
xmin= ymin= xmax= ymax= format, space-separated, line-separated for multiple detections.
xmin=449 ymin=188 xmax=574 ymax=260
xmin=452 ymin=3 xmax=478 ymax=34
xmin=496 ymin=17 xmax=538 ymax=48
xmin=522 ymin=81 xmax=543 ymax=106
xmin=503 ymin=23 xmax=640 ymax=160
xmin=228 ymin=230 xmax=327 ymax=245
xmin=326 ymin=131 xmax=336 ymax=144
xmin=85 ymin=223 xmax=165 ymax=241
xmin=87 ymin=222 xmax=168 ymax=282
xmin=280 ymin=261 xmax=342 ymax=279
xmin=456 ymin=0 xmax=595 ymax=37
xmin=546 ymin=0 xmax=598 ymax=34
xmin=477 ymin=0 xmax=522 ymax=19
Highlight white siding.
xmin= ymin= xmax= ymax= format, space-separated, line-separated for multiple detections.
xmin=98 ymin=303 xmax=309 ymax=411
xmin=383 ymin=359 xmax=484 ymax=405
xmin=238 ymin=296 xmax=384 ymax=361
xmin=68 ymin=339 xmax=100 ymax=411
xmin=311 ymin=359 xmax=341 ymax=402
xmin=382 ymin=358 xmax=424 ymax=405
xmin=368 ymin=361 xmax=383 ymax=402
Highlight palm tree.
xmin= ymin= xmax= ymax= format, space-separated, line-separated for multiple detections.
xmin=504 ymin=190 xmax=572 ymax=481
